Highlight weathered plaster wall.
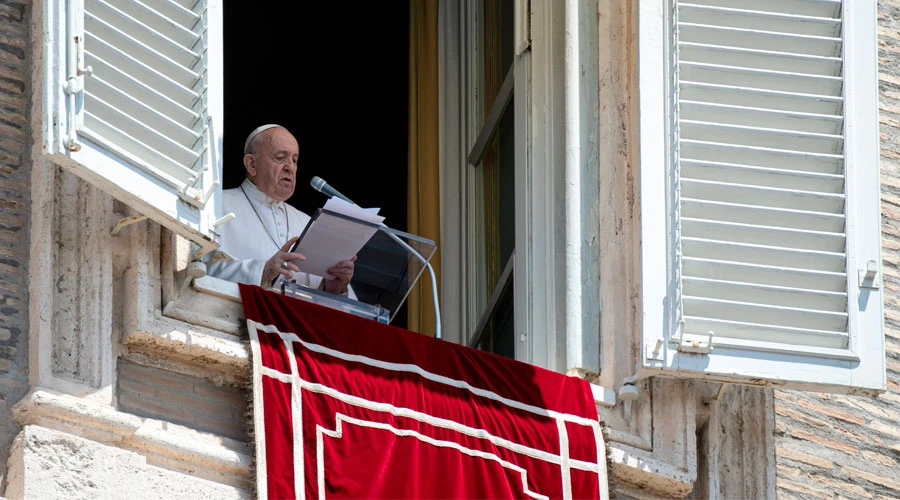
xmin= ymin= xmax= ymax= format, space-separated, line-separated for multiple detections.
xmin=771 ymin=2 xmax=900 ymax=498
xmin=0 ymin=0 xmax=29 ymax=493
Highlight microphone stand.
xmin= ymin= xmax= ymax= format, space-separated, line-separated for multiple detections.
xmin=377 ymin=223 xmax=442 ymax=339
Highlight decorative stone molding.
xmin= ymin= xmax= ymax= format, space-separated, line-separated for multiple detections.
xmin=608 ymin=444 xmax=695 ymax=498
xmin=12 ymin=389 xmax=251 ymax=484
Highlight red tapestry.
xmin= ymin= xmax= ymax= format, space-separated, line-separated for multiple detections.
xmin=240 ymin=284 xmax=608 ymax=500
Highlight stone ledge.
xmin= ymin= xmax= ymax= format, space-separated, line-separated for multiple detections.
xmin=160 ymin=276 xmax=244 ymax=336
xmin=11 ymin=389 xmax=252 ymax=482
xmin=123 ymin=267 xmax=251 ymax=384
xmin=608 ymin=443 xmax=695 ymax=498
xmin=125 ymin=311 xmax=249 ymax=365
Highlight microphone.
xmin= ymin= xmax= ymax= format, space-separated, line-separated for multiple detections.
xmin=310 ymin=176 xmax=353 ymax=203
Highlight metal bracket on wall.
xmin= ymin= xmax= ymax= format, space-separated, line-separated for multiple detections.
xmin=859 ymin=260 xmax=880 ymax=290
xmin=677 ymin=331 xmax=714 ymax=355
xmin=111 ymin=215 xmax=149 ymax=236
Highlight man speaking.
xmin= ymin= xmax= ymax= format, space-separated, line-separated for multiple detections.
xmin=206 ymin=124 xmax=355 ymax=296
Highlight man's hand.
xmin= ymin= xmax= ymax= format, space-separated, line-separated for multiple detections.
xmin=261 ymin=236 xmax=306 ymax=286
xmin=324 ymin=256 xmax=356 ymax=295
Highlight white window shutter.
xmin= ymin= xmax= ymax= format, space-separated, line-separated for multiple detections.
xmin=638 ymin=0 xmax=884 ymax=394
xmin=44 ymin=0 xmax=224 ymax=256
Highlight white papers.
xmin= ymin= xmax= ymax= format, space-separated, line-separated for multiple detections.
xmin=323 ymin=197 xmax=385 ymax=225
xmin=289 ymin=200 xmax=384 ymax=279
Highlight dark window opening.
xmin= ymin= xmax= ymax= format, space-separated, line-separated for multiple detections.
xmin=223 ymin=4 xmax=409 ymax=227
xmin=223 ymin=5 xmax=410 ymax=328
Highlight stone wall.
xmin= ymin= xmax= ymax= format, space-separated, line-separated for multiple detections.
xmin=772 ymin=2 xmax=900 ymax=498
xmin=0 ymin=0 xmax=30 ymax=493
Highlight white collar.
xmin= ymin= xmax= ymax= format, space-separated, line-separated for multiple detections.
xmin=241 ymin=179 xmax=281 ymax=207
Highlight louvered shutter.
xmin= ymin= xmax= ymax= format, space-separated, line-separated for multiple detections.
xmin=44 ymin=0 xmax=224 ymax=255
xmin=638 ymin=0 xmax=884 ymax=394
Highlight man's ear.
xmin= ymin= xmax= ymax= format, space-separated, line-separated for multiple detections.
xmin=243 ymin=153 xmax=256 ymax=178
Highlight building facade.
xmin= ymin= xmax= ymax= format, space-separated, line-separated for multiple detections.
xmin=0 ymin=0 xmax=897 ymax=498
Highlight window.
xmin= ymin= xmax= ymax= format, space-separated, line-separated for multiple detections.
xmin=466 ymin=0 xmax=517 ymax=358
xmin=441 ymin=0 xmax=591 ymax=373
xmin=638 ymin=0 xmax=885 ymax=393
xmin=43 ymin=0 xmax=224 ymax=256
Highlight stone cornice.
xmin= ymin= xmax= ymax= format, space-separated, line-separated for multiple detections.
xmin=12 ymin=389 xmax=252 ymax=483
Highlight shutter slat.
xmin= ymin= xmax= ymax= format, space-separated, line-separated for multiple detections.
xmin=681 ymin=178 xmax=845 ymax=213
xmin=681 ymin=316 xmax=848 ymax=349
xmin=680 ymin=82 xmax=843 ymax=115
xmin=85 ymin=25 xmax=199 ymax=88
xmin=680 ymin=101 xmax=842 ymax=135
xmin=681 ymin=0 xmax=841 ymax=18
xmin=680 ymin=63 xmax=842 ymax=96
xmin=85 ymin=32 xmax=199 ymax=103
xmin=82 ymin=110 xmax=198 ymax=180
xmin=679 ymin=4 xmax=842 ymax=37
xmin=681 ymin=140 xmax=843 ymax=174
xmin=683 ymin=257 xmax=846 ymax=293
xmin=682 ymin=218 xmax=845 ymax=252
xmin=681 ymin=120 xmax=843 ymax=155
xmin=87 ymin=0 xmax=200 ymax=54
xmin=682 ymin=237 xmax=846 ymax=273
xmin=87 ymin=76 xmax=200 ymax=148
xmin=165 ymin=0 xmax=198 ymax=13
xmin=679 ymin=42 xmax=841 ymax=76
xmin=683 ymin=277 xmax=847 ymax=312
xmin=682 ymin=160 xmax=844 ymax=193
xmin=683 ymin=296 xmax=848 ymax=332
xmin=83 ymin=53 xmax=199 ymax=125
xmin=84 ymin=94 xmax=200 ymax=168
xmin=682 ymin=199 xmax=844 ymax=232
xmin=678 ymin=23 xmax=841 ymax=57
xmin=137 ymin=0 xmax=200 ymax=28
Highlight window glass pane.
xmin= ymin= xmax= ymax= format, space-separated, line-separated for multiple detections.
xmin=472 ymin=105 xmax=515 ymax=355
xmin=476 ymin=274 xmax=515 ymax=358
xmin=483 ymin=0 xmax=515 ymax=115
xmin=469 ymin=0 xmax=515 ymax=355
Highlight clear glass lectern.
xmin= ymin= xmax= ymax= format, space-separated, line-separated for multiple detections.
xmin=276 ymin=209 xmax=436 ymax=325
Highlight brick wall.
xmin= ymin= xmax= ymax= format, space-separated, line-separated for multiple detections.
xmin=0 ymin=0 xmax=30 ymax=492
xmin=117 ymin=360 xmax=249 ymax=443
xmin=773 ymin=2 xmax=900 ymax=498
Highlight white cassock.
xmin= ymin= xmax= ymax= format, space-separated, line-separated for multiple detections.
xmin=205 ymin=179 xmax=352 ymax=297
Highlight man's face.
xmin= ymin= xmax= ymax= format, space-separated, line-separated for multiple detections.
xmin=245 ymin=128 xmax=299 ymax=202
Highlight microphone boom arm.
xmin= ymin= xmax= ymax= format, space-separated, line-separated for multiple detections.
xmin=378 ymin=224 xmax=441 ymax=339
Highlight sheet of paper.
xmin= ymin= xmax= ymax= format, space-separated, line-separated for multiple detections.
xmin=323 ymin=197 xmax=385 ymax=225
xmin=290 ymin=204 xmax=383 ymax=279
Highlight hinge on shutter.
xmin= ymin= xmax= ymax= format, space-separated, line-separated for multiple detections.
xmin=677 ymin=331 xmax=714 ymax=354
xmin=63 ymin=74 xmax=84 ymax=152
xmin=63 ymin=31 xmax=93 ymax=152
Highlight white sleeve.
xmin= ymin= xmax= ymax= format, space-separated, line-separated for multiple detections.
xmin=203 ymin=250 xmax=266 ymax=287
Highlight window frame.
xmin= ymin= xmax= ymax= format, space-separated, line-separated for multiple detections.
xmin=440 ymin=0 xmax=549 ymax=366
xmin=637 ymin=0 xmax=885 ymax=394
